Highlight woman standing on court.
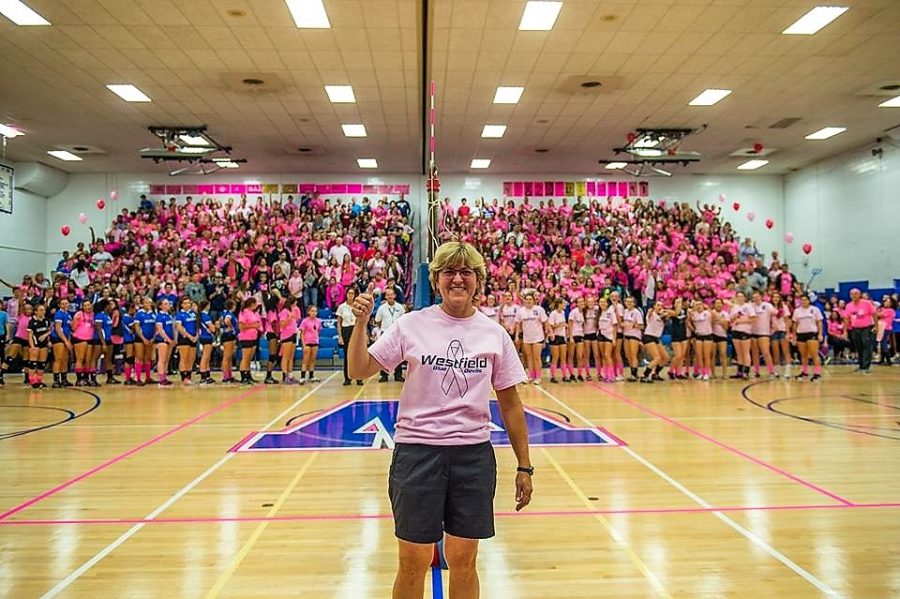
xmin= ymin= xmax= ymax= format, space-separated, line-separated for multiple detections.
xmin=515 ymin=291 xmax=548 ymax=384
xmin=348 ymin=241 xmax=532 ymax=599
xmin=237 ymin=297 xmax=262 ymax=384
xmin=792 ymin=294 xmax=823 ymax=382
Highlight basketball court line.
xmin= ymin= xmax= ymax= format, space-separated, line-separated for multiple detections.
xmin=0 ymin=384 xmax=267 ymax=521
xmin=587 ymin=382 xmax=854 ymax=506
xmin=203 ymin=453 xmax=319 ymax=599
xmin=536 ymin=386 xmax=844 ymax=598
xmin=2 ymin=500 xmax=899 ymax=527
xmin=541 ymin=447 xmax=672 ymax=598
xmin=39 ymin=373 xmax=339 ymax=599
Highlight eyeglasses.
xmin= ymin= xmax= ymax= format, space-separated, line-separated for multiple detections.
xmin=440 ymin=268 xmax=476 ymax=279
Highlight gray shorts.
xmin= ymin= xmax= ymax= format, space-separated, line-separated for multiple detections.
xmin=388 ymin=441 xmax=497 ymax=544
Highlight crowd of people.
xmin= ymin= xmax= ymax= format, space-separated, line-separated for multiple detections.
xmin=438 ymin=196 xmax=897 ymax=383
xmin=0 ymin=193 xmax=414 ymax=388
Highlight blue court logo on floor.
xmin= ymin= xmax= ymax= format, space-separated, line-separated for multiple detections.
xmin=230 ymin=400 xmax=624 ymax=452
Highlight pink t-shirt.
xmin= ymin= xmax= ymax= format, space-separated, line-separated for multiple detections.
xmin=691 ymin=310 xmax=713 ymax=336
xmin=712 ymin=310 xmax=729 ymax=338
xmin=299 ymin=317 xmax=322 ymax=345
xmin=583 ymin=307 xmax=598 ymax=334
xmin=793 ymin=306 xmax=822 ymax=334
xmin=499 ymin=305 xmax=518 ymax=331
xmin=772 ymin=305 xmax=790 ymax=333
xmin=516 ymin=305 xmax=548 ymax=344
xmin=568 ymin=308 xmax=585 ymax=337
xmin=843 ymin=300 xmax=875 ymax=329
xmin=598 ymin=306 xmax=618 ymax=340
xmin=238 ymin=309 xmax=261 ymax=341
xmin=621 ymin=308 xmax=643 ymax=339
xmin=548 ymin=310 xmax=567 ymax=338
xmin=368 ymin=305 xmax=527 ymax=445
xmin=729 ymin=303 xmax=754 ymax=334
xmin=645 ymin=311 xmax=665 ymax=338
xmin=72 ymin=312 xmax=94 ymax=340
xmin=750 ymin=302 xmax=775 ymax=336
xmin=279 ymin=306 xmax=302 ymax=340
xmin=479 ymin=305 xmax=499 ymax=323
xmin=15 ymin=315 xmax=31 ymax=340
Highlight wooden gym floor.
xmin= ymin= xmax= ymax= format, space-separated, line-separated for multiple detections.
xmin=1 ymin=367 xmax=898 ymax=598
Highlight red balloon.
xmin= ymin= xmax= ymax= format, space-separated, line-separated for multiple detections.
xmin=753 ymin=143 xmax=764 ymax=153
xmin=96 ymin=198 xmax=106 ymax=210
xmin=765 ymin=218 xmax=774 ymax=229
xmin=60 ymin=225 xmax=70 ymax=236
xmin=732 ymin=202 xmax=740 ymax=211
xmin=627 ymin=132 xmax=637 ymax=143
xmin=802 ymin=243 xmax=813 ymax=255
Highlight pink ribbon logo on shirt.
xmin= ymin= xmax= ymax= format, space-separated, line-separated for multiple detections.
xmin=441 ymin=340 xmax=469 ymax=398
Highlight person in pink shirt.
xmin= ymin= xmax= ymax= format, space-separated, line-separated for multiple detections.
xmin=749 ymin=291 xmax=777 ymax=378
xmin=842 ymin=288 xmax=876 ymax=373
xmin=262 ymin=296 xmax=282 ymax=385
xmin=478 ymin=293 xmax=500 ymax=323
xmin=621 ymin=296 xmax=644 ymax=381
xmin=826 ymin=310 xmax=850 ymax=362
xmin=237 ymin=297 xmax=262 ymax=384
xmin=689 ymin=300 xmax=714 ymax=380
xmin=711 ymin=298 xmax=730 ymax=379
xmin=729 ymin=291 xmax=755 ymax=379
xmin=641 ymin=301 xmax=669 ymax=383
xmin=610 ymin=291 xmax=626 ymax=381
xmin=346 ymin=241 xmax=532 ymax=598
xmin=582 ymin=295 xmax=601 ymax=381
xmin=792 ymin=295 xmax=824 ymax=381
xmin=568 ymin=296 xmax=587 ymax=381
xmin=278 ymin=296 xmax=303 ymax=384
xmin=498 ymin=291 xmax=521 ymax=355
xmin=515 ymin=292 xmax=549 ymax=384
xmin=547 ymin=298 xmax=568 ymax=384
xmin=876 ymin=297 xmax=896 ymax=365
xmin=597 ymin=296 xmax=618 ymax=382
xmin=770 ymin=293 xmax=792 ymax=378
xmin=298 ymin=305 xmax=322 ymax=382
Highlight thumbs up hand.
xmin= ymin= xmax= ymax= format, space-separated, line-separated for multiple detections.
xmin=353 ymin=283 xmax=376 ymax=319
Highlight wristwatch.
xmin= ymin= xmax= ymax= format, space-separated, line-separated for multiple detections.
xmin=516 ymin=466 xmax=534 ymax=476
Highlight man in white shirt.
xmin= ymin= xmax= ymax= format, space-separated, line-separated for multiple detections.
xmin=329 ymin=237 xmax=351 ymax=265
xmin=374 ymin=288 xmax=406 ymax=382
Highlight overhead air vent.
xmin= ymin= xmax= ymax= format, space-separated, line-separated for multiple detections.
xmin=55 ymin=144 xmax=107 ymax=155
xmin=286 ymin=146 xmax=326 ymax=155
xmin=730 ymin=146 xmax=778 ymax=157
xmin=221 ymin=73 xmax=287 ymax=93
xmin=768 ymin=117 xmax=801 ymax=129
xmin=856 ymin=81 xmax=900 ymax=97
xmin=557 ymin=75 xmax=622 ymax=95
xmin=14 ymin=162 xmax=69 ymax=198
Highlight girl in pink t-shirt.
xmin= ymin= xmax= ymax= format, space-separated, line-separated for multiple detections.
xmin=877 ymin=297 xmax=896 ymax=365
xmin=791 ymin=295 xmax=823 ymax=381
xmin=568 ymin=296 xmax=587 ymax=381
xmin=299 ymin=306 xmax=322 ymax=382
xmin=749 ymin=292 xmax=776 ymax=378
xmin=547 ymin=298 xmax=568 ymax=384
xmin=641 ymin=301 xmax=670 ymax=382
xmin=515 ymin=293 xmax=548 ymax=384
xmin=597 ymin=296 xmax=618 ymax=382
xmin=278 ymin=297 xmax=303 ymax=384
xmin=238 ymin=297 xmax=262 ymax=384
xmin=728 ymin=292 xmax=754 ymax=379
xmin=711 ymin=298 xmax=730 ymax=379
xmin=689 ymin=300 xmax=714 ymax=380
xmin=770 ymin=293 xmax=792 ymax=378
xmin=621 ymin=296 xmax=644 ymax=381
xmin=583 ymin=295 xmax=601 ymax=381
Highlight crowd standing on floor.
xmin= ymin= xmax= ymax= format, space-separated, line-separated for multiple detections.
xmin=0 ymin=193 xmax=896 ymax=390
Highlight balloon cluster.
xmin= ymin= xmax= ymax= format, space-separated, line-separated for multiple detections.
xmin=61 ymin=190 xmax=117 ymax=236
xmin=715 ymin=194 xmax=813 ymax=255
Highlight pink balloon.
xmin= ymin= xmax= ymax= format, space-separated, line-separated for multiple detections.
xmin=784 ymin=232 xmax=794 ymax=244
xmin=60 ymin=225 xmax=70 ymax=236
xmin=718 ymin=193 xmax=726 ymax=203
xmin=802 ymin=243 xmax=813 ymax=255
xmin=747 ymin=211 xmax=756 ymax=222
xmin=110 ymin=190 xmax=118 ymax=201
xmin=78 ymin=212 xmax=88 ymax=224
xmin=659 ymin=199 xmax=667 ymax=207
xmin=96 ymin=198 xmax=106 ymax=210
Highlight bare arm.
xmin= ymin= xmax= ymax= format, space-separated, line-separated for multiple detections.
xmin=496 ymin=385 xmax=533 ymax=512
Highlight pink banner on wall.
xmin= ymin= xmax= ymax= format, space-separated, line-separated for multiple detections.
xmin=181 ymin=184 xmax=198 ymax=195
xmin=618 ymin=182 xmax=629 ymax=197
xmin=149 ymin=185 xmax=165 ymax=195
xmin=214 ymin=184 xmax=230 ymax=195
xmin=639 ymin=181 xmax=649 ymax=196
xmin=503 ymin=182 xmax=512 ymax=196
xmin=586 ymin=181 xmax=596 ymax=196
xmin=348 ymin=183 xmax=363 ymax=194
xmin=246 ymin=183 xmax=263 ymax=194
xmin=229 ymin=184 xmax=246 ymax=194
xmin=552 ymin=182 xmax=563 ymax=196
xmin=331 ymin=184 xmax=348 ymax=194
xmin=628 ymin=181 xmax=638 ymax=197
xmin=298 ymin=183 xmax=316 ymax=194
xmin=363 ymin=184 xmax=377 ymax=194
xmin=596 ymin=181 xmax=606 ymax=196
xmin=164 ymin=185 xmax=182 ymax=195
xmin=197 ymin=184 xmax=214 ymax=194
xmin=533 ymin=182 xmax=544 ymax=196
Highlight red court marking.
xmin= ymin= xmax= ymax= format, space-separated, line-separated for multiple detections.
xmin=589 ymin=383 xmax=855 ymax=506
xmin=0 ymin=386 xmax=265 ymax=521
xmin=1 ymin=501 xmax=898 ymax=526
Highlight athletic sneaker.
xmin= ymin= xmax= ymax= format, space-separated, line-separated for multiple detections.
xmin=627 ymin=376 xmax=638 ymax=382
xmin=640 ymin=377 xmax=653 ymax=384
xmin=356 ymin=380 xmax=363 ymax=385
xmin=702 ymin=374 xmax=709 ymax=381
xmin=158 ymin=380 xmax=173 ymax=387
xmin=343 ymin=379 xmax=352 ymax=386
xmin=309 ymin=377 xmax=321 ymax=383
xmin=796 ymin=373 xmax=808 ymax=380
xmin=264 ymin=376 xmax=278 ymax=385
xmin=549 ymin=378 xmax=558 ymax=384
xmin=124 ymin=379 xmax=138 ymax=386
xmin=577 ymin=375 xmax=585 ymax=382
xmin=811 ymin=374 xmax=821 ymax=382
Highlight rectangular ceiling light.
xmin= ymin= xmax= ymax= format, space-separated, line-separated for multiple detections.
xmin=0 ymin=123 xmax=24 ymax=137
xmin=688 ymin=88 xmax=732 ymax=106
xmin=285 ymin=0 xmax=331 ymax=28
xmin=106 ymin=84 xmax=152 ymax=102
xmin=341 ymin=124 xmax=367 ymax=137
xmin=179 ymin=134 xmax=210 ymax=146
xmin=878 ymin=95 xmax=900 ymax=107
xmin=47 ymin=150 xmax=83 ymax=162
xmin=481 ymin=125 xmax=507 ymax=138
xmin=470 ymin=159 xmax=491 ymax=169
xmin=805 ymin=126 xmax=846 ymax=140
xmin=357 ymin=158 xmax=378 ymax=169
xmin=737 ymin=159 xmax=769 ymax=170
xmin=605 ymin=162 xmax=627 ymax=169
xmin=493 ymin=86 xmax=524 ymax=104
xmin=783 ymin=6 xmax=848 ymax=35
xmin=213 ymin=160 xmax=240 ymax=169
xmin=0 ymin=0 xmax=50 ymax=25
xmin=519 ymin=1 xmax=562 ymax=31
xmin=325 ymin=85 xmax=355 ymax=103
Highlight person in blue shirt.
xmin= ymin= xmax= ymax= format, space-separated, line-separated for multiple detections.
xmin=175 ymin=297 xmax=199 ymax=385
xmin=197 ymin=300 xmax=218 ymax=385
xmin=134 ymin=297 xmax=158 ymax=386
xmin=220 ymin=300 xmax=239 ymax=383
xmin=154 ymin=299 xmax=176 ymax=387
xmin=121 ymin=301 xmax=137 ymax=386
xmin=50 ymin=298 xmax=73 ymax=388
xmin=88 ymin=300 xmax=111 ymax=387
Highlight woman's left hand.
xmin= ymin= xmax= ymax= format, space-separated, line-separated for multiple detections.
xmin=515 ymin=472 xmax=533 ymax=512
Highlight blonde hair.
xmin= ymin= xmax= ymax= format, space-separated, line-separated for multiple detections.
xmin=429 ymin=241 xmax=487 ymax=291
